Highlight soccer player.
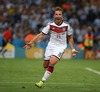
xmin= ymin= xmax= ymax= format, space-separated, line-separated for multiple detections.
xmin=24 ymin=7 xmax=79 ymax=88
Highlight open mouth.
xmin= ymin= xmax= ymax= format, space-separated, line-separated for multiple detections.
xmin=56 ymin=18 xmax=60 ymax=20
xmin=57 ymin=18 xmax=60 ymax=20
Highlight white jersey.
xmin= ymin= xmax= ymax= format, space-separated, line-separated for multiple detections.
xmin=42 ymin=21 xmax=73 ymax=49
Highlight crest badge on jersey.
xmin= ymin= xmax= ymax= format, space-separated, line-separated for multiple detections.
xmin=62 ymin=27 xmax=66 ymax=32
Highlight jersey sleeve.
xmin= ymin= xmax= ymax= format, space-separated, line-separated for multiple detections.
xmin=42 ymin=23 xmax=50 ymax=34
xmin=67 ymin=25 xmax=73 ymax=35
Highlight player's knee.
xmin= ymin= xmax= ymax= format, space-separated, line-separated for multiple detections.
xmin=43 ymin=61 xmax=49 ymax=68
xmin=43 ymin=65 xmax=48 ymax=69
xmin=43 ymin=64 xmax=48 ymax=68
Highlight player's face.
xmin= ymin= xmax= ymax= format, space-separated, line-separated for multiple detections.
xmin=54 ymin=10 xmax=63 ymax=24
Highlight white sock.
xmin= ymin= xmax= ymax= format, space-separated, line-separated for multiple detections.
xmin=42 ymin=70 xmax=51 ymax=82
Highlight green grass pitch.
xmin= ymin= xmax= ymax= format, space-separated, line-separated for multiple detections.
xmin=0 ymin=58 xmax=100 ymax=92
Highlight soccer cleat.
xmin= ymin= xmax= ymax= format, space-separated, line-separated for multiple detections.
xmin=35 ymin=81 xmax=44 ymax=88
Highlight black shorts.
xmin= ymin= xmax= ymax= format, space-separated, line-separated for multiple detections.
xmin=2 ymin=39 xmax=7 ymax=47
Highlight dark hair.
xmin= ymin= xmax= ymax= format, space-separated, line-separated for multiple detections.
xmin=54 ymin=7 xmax=63 ymax=13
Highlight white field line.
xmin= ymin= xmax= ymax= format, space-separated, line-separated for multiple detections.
xmin=85 ymin=67 xmax=100 ymax=75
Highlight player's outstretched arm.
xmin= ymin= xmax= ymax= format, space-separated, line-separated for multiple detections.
xmin=24 ymin=32 xmax=44 ymax=49
xmin=68 ymin=35 xmax=79 ymax=57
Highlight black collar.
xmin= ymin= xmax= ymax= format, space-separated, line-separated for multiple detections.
xmin=54 ymin=20 xmax=63 ymax=26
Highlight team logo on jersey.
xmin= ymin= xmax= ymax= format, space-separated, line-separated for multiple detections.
xmin=62 ymin=28 xmax=66 ymax=31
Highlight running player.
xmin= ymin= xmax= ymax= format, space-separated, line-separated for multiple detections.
xmin=24 ymin=7 xmax=79 ymax=88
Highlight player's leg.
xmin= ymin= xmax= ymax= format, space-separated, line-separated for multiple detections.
xmin=43 ymin=60 xmax=49 ymax=69
xmin=42 ymin=55 xmax=59 ymax=81
xmin=35 ymin=48 xmax=51 ymax=88
xmin=35 ymin=56 xmax=59 ymax=88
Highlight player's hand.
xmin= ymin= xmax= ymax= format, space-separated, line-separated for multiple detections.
xmin=72 ymin=49 xmax=79 ymax=57
xmin=24 ymin=43 xmax=32 ymax=49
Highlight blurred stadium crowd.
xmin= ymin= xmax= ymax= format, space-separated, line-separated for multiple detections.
xmin=0 ymin=0 xmax=100 ymax=51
